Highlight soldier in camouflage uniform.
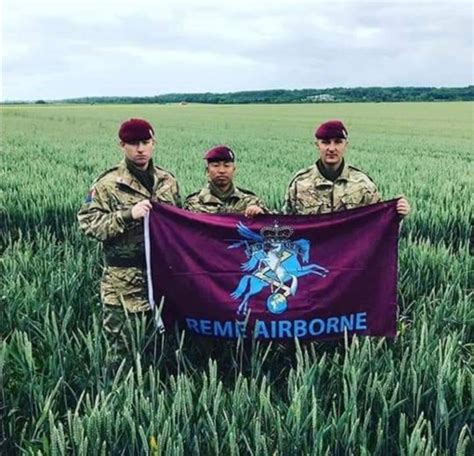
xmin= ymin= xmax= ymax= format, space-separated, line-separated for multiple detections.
xmin=283 ymin=120 xmax=411 ymax=216
xmin=184 ymin=145 xmax=267 ymax=359
xmin=77 ymin=118 xmax=181 ymax=351
xmin=184 ymin=145 xmax=268 ymax=216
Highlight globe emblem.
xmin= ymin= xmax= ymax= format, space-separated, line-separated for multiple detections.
xmin=266 ymin=293 xmax=288 ymax=314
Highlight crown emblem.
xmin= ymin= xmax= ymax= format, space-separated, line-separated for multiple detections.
xmin=260 ymin=221 xmax=293 ymax=241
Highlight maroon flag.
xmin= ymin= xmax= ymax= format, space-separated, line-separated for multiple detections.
xmin=145 ymin=201 xmax=400 ymax=340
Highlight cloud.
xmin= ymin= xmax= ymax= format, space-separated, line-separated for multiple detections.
xmin=2 ymin=0 xmax=473 ymax=100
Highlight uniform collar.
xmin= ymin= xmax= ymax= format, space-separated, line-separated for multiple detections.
xmin=125 ymin=158 xmax=155 ymax=193
xmin=209 ymin=181 xmax=236 ymax=200
xmin=198 ymin=183 xmax=243 ymax=204
xmin=312 ymin=160 xmax=350 ymax=186
xmin=316 ymin=159 xmax=345 ymax=182
xmin=115 ymin=159 xmax=154 ymax=196
xmin=339 ymin=161 xmax=351 ymax=180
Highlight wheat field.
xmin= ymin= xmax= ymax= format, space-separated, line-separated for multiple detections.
xmin=1 ymin=102 xmax=472 ymax=455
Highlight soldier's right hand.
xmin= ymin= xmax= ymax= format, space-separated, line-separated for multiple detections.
xmin=131 ymin=200 xmax=153 ymax=219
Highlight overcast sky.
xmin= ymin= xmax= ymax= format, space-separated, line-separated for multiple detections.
xmin=2 ymin=0 xmax=473 ymax=101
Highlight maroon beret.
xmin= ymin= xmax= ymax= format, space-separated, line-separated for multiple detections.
xmin=118 ymin=118 xmax=155 ymax=143
xmin=315 ymin=120 xmax=348 ymax=140
xmin=204 ymin=145 xmax=235 ymax=162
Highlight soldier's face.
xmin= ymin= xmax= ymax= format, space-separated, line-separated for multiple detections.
xmin=120 ymin=139 xmax=154 ymax=169
xmin=316 ymin=138 xmax=348 ymax=168
xmin=206 ymin=160 xmax=235 ymax=189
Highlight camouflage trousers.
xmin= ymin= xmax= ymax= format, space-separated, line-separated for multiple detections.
xmin=100 ymin=266 xmax=150 ymax=312
xmin=102 ymin=304 xmax=161 ymax=358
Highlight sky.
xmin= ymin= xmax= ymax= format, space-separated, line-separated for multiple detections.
xmin=2 ymin=0 xmax=473 ymax=101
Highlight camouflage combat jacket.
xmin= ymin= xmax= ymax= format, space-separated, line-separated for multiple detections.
xmin=77 ymin=159 xmax=180 ymax=312
xmin=283 ymin=163 xmax=380 ymax=215
xmin=184 ymin=183 xmax=268 ymax=214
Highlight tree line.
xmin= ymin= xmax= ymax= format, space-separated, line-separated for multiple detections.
xmin=5 ymin=86 xmax=474 ymax=105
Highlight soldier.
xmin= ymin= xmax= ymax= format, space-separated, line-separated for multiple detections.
xmin=77 ymin=118 xmax=181 ymax=351
xmin=283 ymin=120 xmax=410 ymax=216
xmin=184 ymin=145 xmax=268 ymax=216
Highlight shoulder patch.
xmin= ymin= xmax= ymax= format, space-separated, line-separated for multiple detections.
xmin=84 ymin=187 xmax=96 ymax=203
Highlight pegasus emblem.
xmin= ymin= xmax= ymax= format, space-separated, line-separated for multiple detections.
xmin=228 ymin=221 xmax=329 ymax=315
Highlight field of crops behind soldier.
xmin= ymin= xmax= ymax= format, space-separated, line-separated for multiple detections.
xmin=1 ymin=102 xmax=472 ymax=455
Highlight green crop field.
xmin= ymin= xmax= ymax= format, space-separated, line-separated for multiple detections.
xmin=1 ymin=102 xmax=472 ymax=455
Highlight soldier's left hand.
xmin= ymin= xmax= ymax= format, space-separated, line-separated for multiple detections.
xmin=396 ymin=197 xmax=411 ymax=217
xmin=245 ymin=205 xmax=265 ymax=218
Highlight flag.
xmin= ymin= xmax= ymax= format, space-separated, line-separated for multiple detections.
xmin=145 ymin=201 xmax=400 ymax=340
